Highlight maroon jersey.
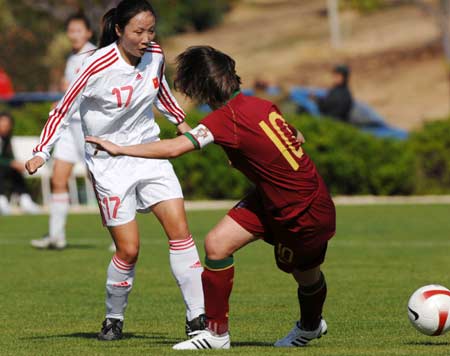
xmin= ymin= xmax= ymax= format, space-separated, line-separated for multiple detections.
xmin=201 ymin=93 xmax=323 ymax=217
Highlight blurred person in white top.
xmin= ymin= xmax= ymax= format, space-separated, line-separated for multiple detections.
xmin=26 ymin=0 xmax=205 ymax=341
xmin=31 ymin=13 xmax=96 ymax=250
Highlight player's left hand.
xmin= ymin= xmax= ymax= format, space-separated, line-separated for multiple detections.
xmin=296 ymin=130 xmax=306 ymax=145
xmin=85 ymin=136 xmax=122 ymax=156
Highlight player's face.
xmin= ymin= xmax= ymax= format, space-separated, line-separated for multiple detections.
xmin=67 ymin=20 xmax=92 ymax=52
xmin=117 ymin=11 xmax=156 ymax=59
xmin=0 ymin=116 xmax=12 ymax=137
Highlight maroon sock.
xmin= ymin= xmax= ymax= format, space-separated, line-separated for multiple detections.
xmin=297 ymin=272 xmax=327 ymax=330
xmin=202 ymin=256 xmax=234 ymax=335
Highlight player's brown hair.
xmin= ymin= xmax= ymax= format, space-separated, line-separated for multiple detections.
xmin=174 ymin=46 xmax=241 ymax=108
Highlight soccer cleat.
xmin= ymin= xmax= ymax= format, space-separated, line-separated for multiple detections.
xmin=173 ymin=329 xmax=230 ymax=350
xmin=0 ymin=195 xmax=11 ymax=215
xmin=97 ymin=318 xmax=123 ymax=341
xmin=185 ymin=313 xmax=206 ymax=337
xmin=30 ymin=235 xmax=67 ymax=250
xmin=19 ymin=194 xmax=41 ymax=214
xmin=274 ymin=319 xmax=327 ymax=347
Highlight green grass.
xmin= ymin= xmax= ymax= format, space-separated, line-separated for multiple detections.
xmin=1 ymin=205 xmax=450 ymax=355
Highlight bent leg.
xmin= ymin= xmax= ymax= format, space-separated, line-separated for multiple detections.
xmin=203 ymin=215 xmax=260 ymax=335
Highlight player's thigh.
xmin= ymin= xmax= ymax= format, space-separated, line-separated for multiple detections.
xmin=108 ymin=219 xmax=140 ymax=264
xmin=205 ymin=215 xmax=260 ymax=260
xmin=151 ymin=198 xmax=189 ymax=240
xmin=51 ymin=159 xmax=74 ymax=190
xmin=90 ymin=172 xmax=137 ymax=228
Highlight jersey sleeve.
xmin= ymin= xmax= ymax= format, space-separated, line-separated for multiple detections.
xmin=33 ymin=47 xmax=118 ymax=161
xmin=154 ymin=62 xmax=186 ymax=125
xmin=200 ymin=108 xmax=238 ymax=149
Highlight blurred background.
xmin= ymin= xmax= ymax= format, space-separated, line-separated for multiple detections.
xmin=2 ymin=0 xmax=450 ymax=206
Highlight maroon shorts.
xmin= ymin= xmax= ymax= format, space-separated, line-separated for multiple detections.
xmin=228 ymin=181 xmax=335 ymax=273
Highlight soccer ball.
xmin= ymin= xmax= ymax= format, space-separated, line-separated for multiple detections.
xmin=407 ymin=285 xmax=450 ymax=336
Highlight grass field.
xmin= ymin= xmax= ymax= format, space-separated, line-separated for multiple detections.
xmin=2 ymin=205 xmax=450 ymax=355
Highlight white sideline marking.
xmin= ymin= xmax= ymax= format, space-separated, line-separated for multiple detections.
xmin=3 ymin=195 xmax=450 ymax=216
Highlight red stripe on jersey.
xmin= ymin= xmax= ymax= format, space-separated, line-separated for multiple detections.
xmin=157 ymin=92 xmax=184 ymax=124
xmin=156 ymin=63 xmax=185 ymax=123
xmin=35 ymin=52 xmax=118 ymax=152
xmin=160 ymin=81 xmax=185 ymax=121
xmin=145 ymin=49 xmax=163 ymax=54
xmin=35 ymin=48 xmax=116 ymax=152
xmin=37 ymin=51 xmax=117 ymax=152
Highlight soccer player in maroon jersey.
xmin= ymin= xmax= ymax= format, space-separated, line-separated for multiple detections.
xmin=86 ymin=45 xmax=336 ymax=349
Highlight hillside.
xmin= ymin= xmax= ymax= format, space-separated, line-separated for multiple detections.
xmin=164 ymin=0 xmax=449 ymax=130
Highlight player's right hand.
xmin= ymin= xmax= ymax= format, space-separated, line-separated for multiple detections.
xmin=25 ymin=156 xmax=45 ymax=175
xmin=85 ymin=136 xmax=121 ymax=156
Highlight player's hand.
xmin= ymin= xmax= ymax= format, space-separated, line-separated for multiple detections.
xmin=296 ymin=130 xmax=306 ymax=145
xmin=85 ymin=136 xmax=122 ymax=156
xmin=25 ymin=156 xmax=45 ymax=175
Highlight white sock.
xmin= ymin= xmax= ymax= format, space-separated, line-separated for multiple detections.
xmin=49 ymin=192 xmax=69 ymax=241
xmin=106 ymin=254 xmax=135 ymax=321
xmin=169 ymin=235 xmax=205 ymax=321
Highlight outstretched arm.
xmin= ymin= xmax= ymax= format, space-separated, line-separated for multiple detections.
xmin=85 ymin=134 xmax=196 ymax=159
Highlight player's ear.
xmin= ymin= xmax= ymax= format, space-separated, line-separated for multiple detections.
xmin=115 ymin=24 xmax=122 ymax=39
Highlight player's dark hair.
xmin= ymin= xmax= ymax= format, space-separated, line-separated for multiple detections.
xmin=174 ymin=46 xmax=241 ymax=108
xmin=99 ymin=0 xmax=156 ymax=48
xmin=65 ymin=12 xmax=92 ymax=31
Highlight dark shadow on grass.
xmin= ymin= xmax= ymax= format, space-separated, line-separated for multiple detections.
xmin=22 ymin=332 xmax=175 ymax=341
xmin=404 ymin=341 xmax=450 ymax=346
xmin=32 ymin=244 xmax=97 ymax=251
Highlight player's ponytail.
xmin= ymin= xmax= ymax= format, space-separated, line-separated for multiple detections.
xmin=98 ymin=0 xmax=156 ymax=49
xmin=99 ymin=8 xmax=118 ymax=48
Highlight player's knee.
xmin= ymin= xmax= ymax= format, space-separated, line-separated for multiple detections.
xmin=116 ymin=245 xmax=139 ymax=264
xmin=50 ymin=176 xmax=68 ymax=192
xmin=204 ymin=233 xmax=232 ymax=260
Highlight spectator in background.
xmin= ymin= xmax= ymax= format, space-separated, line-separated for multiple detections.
xmin=0 ymin=112 xmax=40 ymax=215
xmin=313 ymin=65 xmax=353 ymax=122
xmin=31 ymin=12 xmax=96 ymax=250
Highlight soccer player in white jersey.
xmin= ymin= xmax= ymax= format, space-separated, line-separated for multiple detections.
xmin=25 ymin=0 xmax=205 ymax=341
xmin=31 ymin=13 xmax=96 ymax=250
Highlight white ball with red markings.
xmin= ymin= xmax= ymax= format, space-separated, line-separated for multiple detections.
xmin=407 ymin=285 xmax=450 ymax=336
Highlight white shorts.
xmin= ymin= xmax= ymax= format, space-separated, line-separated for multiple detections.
xmin=53 ymin=120 xmax=85 ymax=164
xmin=89 ymin=157 xmax=183 ymax=227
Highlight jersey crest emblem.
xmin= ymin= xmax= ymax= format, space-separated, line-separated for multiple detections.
xmin=153 ymin=77 xmax=159 ymax=89
xmin=136 ymin=73 xmax=143 ymax=80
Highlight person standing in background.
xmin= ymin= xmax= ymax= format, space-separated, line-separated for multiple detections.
xmin=31 ymin=13 xmax=96 ymax=249
xmin=0 ymin=112 xmax=40 ymax=215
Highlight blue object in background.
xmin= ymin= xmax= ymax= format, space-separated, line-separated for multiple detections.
xmin=289 ymin=86 xmax=408 ymax=140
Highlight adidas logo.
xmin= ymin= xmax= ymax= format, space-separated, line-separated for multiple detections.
xmin=112 ymin=281 xmax=130 ymax=287
xmin=190 ymin=260 xmax=202 ymax=268
xmin=136 ymin=73 xmax=143 ymax=80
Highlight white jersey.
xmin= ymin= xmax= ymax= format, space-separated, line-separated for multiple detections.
xmin=33 ymin=41 xmax=186 ymax=171
xmin=64 ymin=41 xmax=97 ymax=84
